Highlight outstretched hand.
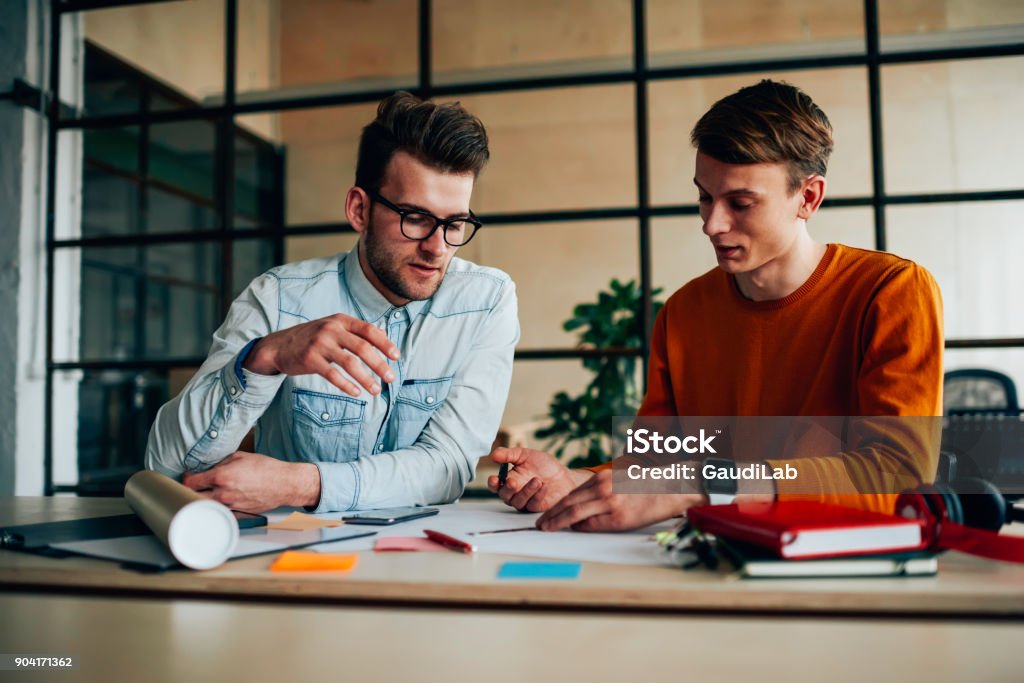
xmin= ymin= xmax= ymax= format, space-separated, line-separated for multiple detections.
xmin=536 ymin=469 xmax=705 ymax=532
xmin=486 ymin=447 xmax=591 ymax=512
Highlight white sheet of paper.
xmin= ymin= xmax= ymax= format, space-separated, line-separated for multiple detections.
xmin=311 ymin=501 xmax=675 ymax=566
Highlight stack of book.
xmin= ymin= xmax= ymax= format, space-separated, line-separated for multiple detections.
xmin=685 ymin=501 xmax=939 ymax=579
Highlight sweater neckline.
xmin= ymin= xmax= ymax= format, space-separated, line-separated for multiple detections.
xmin=728 ymin=243 xmax=838 ymax=310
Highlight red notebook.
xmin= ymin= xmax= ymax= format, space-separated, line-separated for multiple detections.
xmin=686 ymin=501 xmax=927 ymax=560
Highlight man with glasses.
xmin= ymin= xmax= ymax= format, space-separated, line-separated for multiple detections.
xmin=146 ymin=92 xmax=519 ymax=513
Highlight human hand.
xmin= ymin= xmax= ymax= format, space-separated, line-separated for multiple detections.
xmin=486 ymin=447 xmax=591 ymax=512
xmin=181 ymin=452 xmax=321 ymax=512
xmin=536 ymin=469 xmax=705 ymax=532
xmin=245 ymin=313 xmax=399 ymax=397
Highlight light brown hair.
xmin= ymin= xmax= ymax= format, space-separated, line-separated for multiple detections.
xmin=356 ymin=91 xmax=490 ymax=190
xmin=690 ymin=80 xmax=833 ymax=192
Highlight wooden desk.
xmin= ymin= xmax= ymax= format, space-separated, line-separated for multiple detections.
xmin=0 ymin=592 xmax=1021 ymax=683
xmin=2 ymin=497 xmax=1024 ymax=683
xmin=2 ymin=497 xmax=1024 ymax=618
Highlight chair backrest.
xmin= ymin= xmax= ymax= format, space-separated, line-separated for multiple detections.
xmin=944 ymin=369 xmax=1020 ymax=414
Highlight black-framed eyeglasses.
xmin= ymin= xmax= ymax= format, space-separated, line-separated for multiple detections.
xmin=365 ymin=189 xmax=482 ymax=246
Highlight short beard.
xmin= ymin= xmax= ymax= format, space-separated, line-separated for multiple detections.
xmin=362 ymin=220 xmax=445 ymax=302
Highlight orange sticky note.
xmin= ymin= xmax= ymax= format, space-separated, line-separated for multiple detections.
xmin=266 ymin=511 xmax=344 ymax=531
xmin=270 ymin=550 xmax=359 ymax=573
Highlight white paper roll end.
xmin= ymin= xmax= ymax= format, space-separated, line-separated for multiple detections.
xmin=167 ymin=500 xmax=239 ymax=570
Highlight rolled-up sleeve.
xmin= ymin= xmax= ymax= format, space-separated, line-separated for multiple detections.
xmin=145 ymin=273 xmax=286 ymax=478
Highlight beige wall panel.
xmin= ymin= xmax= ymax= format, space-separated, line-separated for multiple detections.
xmin=647 ymin=0 xmax=863 ymax=63
xmin=888 ymin=202 xmax=1024 ymax=340
xmin=502 ymin=359 xmax=591 ymax=441
xmin=279 ymin=104 xmax=377 ymax=224
xmin=474 ymin=221 xmax=639 ymax=349
xmin=883 ymin=57 xmax=1024 ymax=194
xmin=278 ymin=0 xmax=417 ymax=87
xmin=85 ymin=0 xmax=225 ymax=101
xmin=451 ymin=86 xmax=636 ymax=214
xmin=880 ymin=0 xmax=1024 ymax=33
xmin=433 ymin=0 xmax=632 ymax=77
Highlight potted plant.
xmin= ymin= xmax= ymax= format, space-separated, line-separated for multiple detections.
xmin=534 ymin=278 xmax=664 ymax=468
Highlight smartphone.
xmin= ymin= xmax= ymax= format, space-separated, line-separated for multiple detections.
xmin=232 ymin=510 xmax=268 ymax=529
xmin=342 ymin=507 xmax=439 ymax=525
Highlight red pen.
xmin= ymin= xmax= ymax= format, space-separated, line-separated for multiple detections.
xmin=423 ymin=529 xmax=477 ymax=554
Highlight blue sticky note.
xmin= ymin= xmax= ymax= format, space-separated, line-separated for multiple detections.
xmin=497 ymin=562 xmax=582 ymax=580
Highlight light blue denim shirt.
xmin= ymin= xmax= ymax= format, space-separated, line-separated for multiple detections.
xmin=145 ymin=249 xmax=519 ymax=512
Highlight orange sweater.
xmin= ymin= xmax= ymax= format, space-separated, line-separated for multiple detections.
xmin=604 ymin=244 xmax=944 ymax=514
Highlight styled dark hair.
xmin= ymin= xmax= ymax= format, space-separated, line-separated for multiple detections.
xmin=690 ymin=79 xmax=833 ymax=192
xmin=355 ymin=91 xmax=490 ymax=190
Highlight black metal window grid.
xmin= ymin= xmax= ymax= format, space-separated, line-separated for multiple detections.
xmin=41 ymin=0 xmax=1024 ymax=494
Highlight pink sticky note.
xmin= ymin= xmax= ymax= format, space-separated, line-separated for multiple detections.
xmin=375 ymin=536 xmax=448 ymax=552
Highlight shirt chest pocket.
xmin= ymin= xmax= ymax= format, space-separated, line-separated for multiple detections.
xmin=291 ymin=389 xmax=365 ymax=463
xmin=393 ymin=376 xmax=454 ymax=450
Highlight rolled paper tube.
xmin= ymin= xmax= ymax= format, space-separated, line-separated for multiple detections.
xmin=124 ymin=470 xmax=239 ymax=570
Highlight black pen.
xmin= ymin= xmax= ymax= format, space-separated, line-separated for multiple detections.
xmin=498 ymin=462 xmax=509 ymax=488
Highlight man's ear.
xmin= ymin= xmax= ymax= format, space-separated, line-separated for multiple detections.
xmin=796 ymin=175 xmax=827 ymax=220
xmin=345 ymin=187 xmax=371 ymax=233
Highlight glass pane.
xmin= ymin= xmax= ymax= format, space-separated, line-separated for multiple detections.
xmin=474 ymin=220 xmax=639 ymax=348
xmin=886 ymin=201 xmax=1024 ymax=340
xmin=882 ymin=57 xmax=1024 ymax=194
xmin=454 ymin=85 xmax=637 ymax=213
xmin=148 ymin=120 xmax=218 ymax=207
xmin=432 ymin=0 xmax=632 ymax=85
xmin=145 ymin=185 xmax=218 ymax=234
xmin=82 ymin=0 xmax=225 ymax=104
xmin=54 ymin=369 xmax=173 ymax=492
xmin=82 ymin=166 xmax=140 ymax=237
xmin=880 ymin=0 xmax=1024 ymax=52
xmin=236 ymin=0 xmax=418 ymax=106
xmin=85 ymin=127 xmax=140 ymax=175
xmin=649 ymin=69 xmax=871 ymax=206
xmin=233 ymin=239 xmax=277 ymax=298
xmin=83 ymin=42 xmax=142 ymax=117
xmin=647 ymin=0 xmax=864 ymax=69
xmin=235 ymin=118 xmax=283 ymax=228
xmin=55 ymin=244 xmax=221 ymax=363
xmin=285 ymin=233 xmax=360 ymax=264
xmin=275 ymin=104 xmax=377 ymax=225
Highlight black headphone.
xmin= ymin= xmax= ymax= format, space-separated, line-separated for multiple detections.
xmin=898 ymin=477 xmax=1024 ymax=533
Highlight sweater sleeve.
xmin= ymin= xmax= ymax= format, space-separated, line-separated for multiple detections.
xmin=769 ymin=262 xmax=944 ymax=514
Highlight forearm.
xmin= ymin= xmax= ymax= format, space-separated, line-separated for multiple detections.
xmin=145 ymin=351 xmax=285 ymax=476
xmin=311 ymin=440 xmax=474 ymax=512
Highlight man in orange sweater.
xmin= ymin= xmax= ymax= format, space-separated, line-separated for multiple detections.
xmin=488 ymin=80 xmax=943 ymax=531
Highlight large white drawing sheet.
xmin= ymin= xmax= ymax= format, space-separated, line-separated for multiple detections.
xmin=297 ymin=501 xmax=675 ymax=566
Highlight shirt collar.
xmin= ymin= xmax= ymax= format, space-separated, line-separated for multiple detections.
xmin=342 ymin=246 xmax=429 ymax=323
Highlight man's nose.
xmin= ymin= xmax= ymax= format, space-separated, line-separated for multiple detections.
xmin=702 ymin=203 xmax=730 ymax=237
xmin=419 ymin=225 xmax=450 ymax=258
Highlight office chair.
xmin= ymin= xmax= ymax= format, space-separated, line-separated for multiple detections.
xmin=944 ymin=368 xmax=1019 ymax=415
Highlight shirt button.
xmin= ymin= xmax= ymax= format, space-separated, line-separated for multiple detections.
xmin=393 ymin=311 xmax=401 ymax=319
xmin=321 ymin=412 xmax=330 ymax=421
xmin=209 ymin=430 xmax=219 ymax=439
xmin=229 ymin=387 xmax=238 ymax=396
xmin=425 ymin=396 xmax=435 ymax=405
xmin=377 ymin=444 xmax=384 ymax=452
